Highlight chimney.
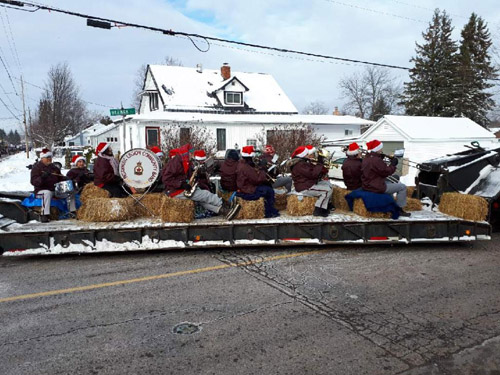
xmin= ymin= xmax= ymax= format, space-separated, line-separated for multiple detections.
xmin=221 ymin=63 xmax=231 ymax=80
xmin=196 ymin=63 xmax=203 ymax=73
xmin=333 ymin=106 xmax=340 ymax=116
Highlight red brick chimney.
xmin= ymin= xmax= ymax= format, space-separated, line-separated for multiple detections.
xmin=221 ymin=63 xmax=231 ymax=80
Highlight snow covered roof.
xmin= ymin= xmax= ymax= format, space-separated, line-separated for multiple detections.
xmin=128 ymin=111 xmax=374 ymax=126
xmin=89 ymin=123 xmax=120 ymax=137
xmin=364 ymin=115 xmax=497 ymax=141
xmin=148 ymin=64 xmax=298 ymax=114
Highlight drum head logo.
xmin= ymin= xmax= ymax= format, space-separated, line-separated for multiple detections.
xmin=134 ymin=162 xmax=144 ymax=176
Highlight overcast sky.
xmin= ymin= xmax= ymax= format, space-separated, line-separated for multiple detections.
xmin=0 ymin=0 xmax=499 ymax=133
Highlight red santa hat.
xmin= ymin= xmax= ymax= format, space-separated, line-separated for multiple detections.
xmin=305 ymin=144 xmax=317 ymax=155
xmin=150 ymin=146 xmax=164 ymax=158
xmin=292 ymin=146 xmax=308 ymax=158
xmin=346 ymin=142 xmax=361 ymax=156
xmin=168 ymin=149 xmax=178 ymax=158
xmin=95 ymin=142 xmax=110 ymax=155
xmin=194 ymin=150 xmax=207 ymax=161
xmin=366 ymin=139 xmax=383 ymax=153
xmin=241 ymin=145 xmax=256 ymax=158
xmin=71 ymin=154 xmax=86 ymax=165
xmin=40 ymin=148 xmax=52 ymax=158
xmin=264 ymin=145 xmax=275 ymax=155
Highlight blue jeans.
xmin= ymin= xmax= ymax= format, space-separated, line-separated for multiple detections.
xmin=236 ymin=185 xmax=279 ymax=218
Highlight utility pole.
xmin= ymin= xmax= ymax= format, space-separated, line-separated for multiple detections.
xmin=20 ymin=75 xmax=29 ymax=158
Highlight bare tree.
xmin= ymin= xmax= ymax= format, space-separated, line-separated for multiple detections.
xmin=255 ymin=123 xmax=326 ymax=162
xmin=302 ymin=101 xmax=329 ymax=115
xmin=131 ymin=56 xmax=183 ymax=110
xmin=30 ymin=63 xmax=88 ymax=147
xmin=339 ymin=66 xmax=402 ymax=121
xmin=161 ymin=122 xmax=216 ymax=156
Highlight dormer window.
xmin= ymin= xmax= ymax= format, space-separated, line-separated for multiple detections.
xmin=149 ymin=92 xmax=159 ymax=111
xmin=225 ymin=91 xmax=242 ymax=105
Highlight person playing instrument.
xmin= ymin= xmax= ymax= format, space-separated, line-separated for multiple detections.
xmin=30 ymin=148 xmax=75 ymax=222
xmin=162 ymin=144 xmax=239 ymax=220
xmin=261 ymin=145 xmax=292 ymax=192
xmin=236 ymin=145 xmax=279 ymax=218
xmin=361 ymin=139 xmax=410 ymax=217
xmin=219 ymin=149 xmax=240 ymax=192
xmin=66 ymin=155 xmax=93 ymax=192
xmin=93 ymin=142 xmax=126 ymax=198
xmin=150 ymin=146 xmax=165 ymax=166
xmin=193 ymin=150 xmax=213 ymax=192
xmin=290 ymin=145 xmax=334 ymax=217
xmin=342 ymin=142 xmax=363 ymax=191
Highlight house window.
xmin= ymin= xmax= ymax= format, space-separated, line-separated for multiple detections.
xmin=345 ymin=129 xmax=353 ymax=136
xmin=216 ymin=129 xmax=226 ymax=151
xmin=180 ymin=127 xmax=191 ymax=145
xmin=146 ymin=127 xmax=160 ymax=148
xmin=224 ymin=91 xmax=242 ymax=105
xmin=246 ymin=139 xmax=257 ymax=147
xmin=149 ymin=92 xmax=159 ymax=111
xmin=115 ymin=137 xmax=118 ymax=142
xmin=69 ymin=142 xmax=74 ymax=146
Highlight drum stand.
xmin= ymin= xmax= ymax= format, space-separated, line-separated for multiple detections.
xmin=122 ymin=184 xmax=156 ymax=217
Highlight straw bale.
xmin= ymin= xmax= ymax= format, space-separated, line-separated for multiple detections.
xmin=332 ymin=186 xmax=351 ymax=212
xmin=438 ymin=193 xmax=488 ymax=222
xmin=127 ymin=193 xmax=164 ymax=218
xmin=77 ymin=198 xmax=134 ymax=222
xmin=407 ymin=186 xmax=416 ymax=199
xmin=218 ymin=190 xmax=235 ymax=204
xmin=80 ymin=183 xmax=110 ymax=204
xmin=160 ymin=197 xmax=195 ymax=223
xmin=286 ymin=195 xmax=317 ymax=216
xmin=274 ymin=189 xmax=288 ymax=211
xmin=353 ymin=199 xmax=391 ymax=219
xmin=404 ymin=197 xmax=422 ymax=211
xmin=235 ymin=198 xmax=265 ymax=220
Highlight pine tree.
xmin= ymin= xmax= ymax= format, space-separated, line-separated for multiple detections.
xmin=455 ymin=13 xmax=497 ymax=126
xmin=402 ymin=9 xmax=459 ymax=117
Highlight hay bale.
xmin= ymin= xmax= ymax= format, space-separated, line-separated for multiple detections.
xmin=438 ymin=193 xmax=488 ymax=222
xmin=286 ymin=195 xmax=316 ymax=216
xmin=235 ymin=198 xmax=265 ymax=220
xmin=80 ymin=183 xmax=110 ymax=204
xmin=127 ymin=193 xmax=164 ymax=218
xmin=332 ymin=186 xmax=351 ymax=212
xmin=353 ymin=199 xmax=391 ymax=219
xmin=404 ymin=197 xmax=422 ymax=211
xmin=218 ymin=190 xmax=235 ymax=204
xmin=77 ymin=198 xmax=134 ymax=222
xmin=407 ymin=186 xmax=416 ymax=199
xmin=274 ymin=189 xmax=288 ymax=211
xmin=160 ymin=197 xmax=195 ymax=223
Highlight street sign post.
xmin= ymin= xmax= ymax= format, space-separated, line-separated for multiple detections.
xmin=110 ymin=107 xmax=136 ymax=155
xmin=110 ymin=108 xmax=136 ymax=116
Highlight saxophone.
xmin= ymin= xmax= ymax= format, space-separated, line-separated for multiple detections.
xmin=184 ymin=164 xmax=199 ymax=198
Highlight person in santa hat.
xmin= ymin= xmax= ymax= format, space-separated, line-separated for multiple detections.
xmin=342 ymin=142 xmax=363 ymax=191
xmin=289 ymin=145 xmax=334 ymax=217
xmin=162 ymin=145 xmax=240 ymax=220
xmin=66 ymin=154 xmax=93 ymax=192
xmin=150 ymin=146 xmax=165 ymax=163
xmin=236 ymin=145 xmax=279 ymax=218
xmin=219 ymin=149 xmax=240 ymax=192
xmin=30 ymin=148 xmax=75 ymax=222
xmin=93 ymin=142 xmax=125 ymax=198
xmin=261 ymin=145 xmax=292 ymax=193
xmin=361 ymin=139 xmax=410 ymax=217
xmin=192 ymin=150 xmax=213 ymax=192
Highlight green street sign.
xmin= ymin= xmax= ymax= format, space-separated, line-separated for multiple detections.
xmin=110 ymin=108 xmax=136 ymax=116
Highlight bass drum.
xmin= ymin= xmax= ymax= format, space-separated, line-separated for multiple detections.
xmin=119 ymin=148 xmax=161 ymax=189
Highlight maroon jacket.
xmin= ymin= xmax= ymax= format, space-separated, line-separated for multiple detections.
xmin=342 ymin=156 xmax=362 ymax=191
xmin=291 ymin=159 xmax=325 ymax=192
xmin=30 ymin=161 xmax=65 ymax=193
xmin=236 ymin=159 xmax=267 ymax=194
xmin=93 ymin=156 xmax=119 ymax=186
xmin=66 ymin=167 xmax=93 ymax=190
xmin=219 ymin=159 xmax=239 ymax=191
xmin=361 ymin=152 xmax=396 ymax=193
xmin=162 ymin=155 xmax=189 ymax=194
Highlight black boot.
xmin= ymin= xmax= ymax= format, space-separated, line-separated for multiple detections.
xmin=40 ymin=214 xmax=50 ymax=223
xmin=399 ymin=208 xmax=411 ymax=217
xmin=313 ymin=207 xmax=328 ymax=217
xmin=220 ymin=203 xmax=241 ymax=221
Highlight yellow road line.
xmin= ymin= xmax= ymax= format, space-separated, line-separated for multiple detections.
xmin=0 ymin=249 xmax=327 ymax=303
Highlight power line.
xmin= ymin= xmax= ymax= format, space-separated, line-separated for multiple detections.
xmin=0 ymin=49 xmax=19 ymax=96
xmin=1 ymin=7 xmax=23 ymax=74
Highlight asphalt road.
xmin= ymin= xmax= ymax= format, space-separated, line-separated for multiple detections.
xmin=1 ymin=236 xmax=500 ymax=375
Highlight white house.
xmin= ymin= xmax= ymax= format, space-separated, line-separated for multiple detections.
xmin=359 ymin=115 xmax=499 ymax=182
xmin=88 ymin=123 xmax=120 ymax=150
xmin=116 ymin=63 xmax=373 ymax=154
xmin=62 ymin=123 xmax=119 ymax=148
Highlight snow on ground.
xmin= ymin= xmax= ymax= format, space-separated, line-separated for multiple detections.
xmin=0 ymin=152 xmax=66 ymax=192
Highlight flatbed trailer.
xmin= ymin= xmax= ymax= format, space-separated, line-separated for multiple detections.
xmin=0 ymin=208 xmax=491 ymax=256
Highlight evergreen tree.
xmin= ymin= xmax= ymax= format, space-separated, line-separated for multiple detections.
xmin=455 ymin=13 xmax=497 ymax=126
xmin=402 ymin=9 xmax=459 ymax=117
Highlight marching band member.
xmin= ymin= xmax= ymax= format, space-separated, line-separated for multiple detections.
xmin=236 ymin=145 xmax=279 ymax=218
xmin=290 ymin=145 xmax=334 ymax=217
xmin=150 ymin=146 xmax=165 ymax=165
xmin=219 ymin=149 xmax=240 ymax=192
xmin=93 ymin=142 xmax=126 ymax=198
xmin=66 ymin=154 xmax=93 ymax=192
xmin=162 ymin=144 xmax=239 ymax=220
xmin=193 ymin=150 xmax=213 ymax=192
xmin=341 ymin=142 xmax=363 ymax=191
xmin=261 ymin=145 xmax=292 ymax=192
xmin=361 ymin=139 xmax=410 ymax=217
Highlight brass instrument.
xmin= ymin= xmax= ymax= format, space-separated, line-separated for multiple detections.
xmin=309 ymin=148 xmax=334 ymax=168
xmin=253 ymin=153 xmax=280 ymax=183
xmin=184 ymin=163 xmax=199 ymax=198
